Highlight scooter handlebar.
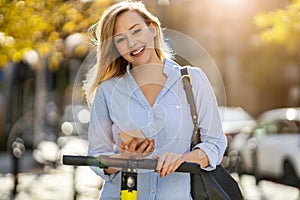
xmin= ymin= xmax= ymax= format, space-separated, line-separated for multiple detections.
xmin=62 ymin=155 xmax=202 ymax=173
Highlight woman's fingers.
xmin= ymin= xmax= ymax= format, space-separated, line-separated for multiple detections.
xmin=136 ymin=139 xmax=149 ymax=153
xmin=119 ymin=138 xmax=155 ymax=158
xmin=159 ymin=154 xmax=172 ymax=177
xmin=155 ymin=152 xmax=185 ymax=178
xmin=155 ymin=156 xmax=164 ymax=173
xmin=119 ymin=142 xmax=128 ymax=152
xmin=121 ymin=142 xmax=185 ymax=177
xmin=135 ymin=139 xmax=154 ymax=153
xmin=128 ymin=138 xmax=138 ymax=151
xmin=143 ymin=139 xmax=155 ymax=152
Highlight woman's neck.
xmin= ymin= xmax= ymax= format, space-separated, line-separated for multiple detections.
xmin=130 ymin=62 xmax=166 ymax=84
xmin=130 ymin=62 xmax=167 ymax=106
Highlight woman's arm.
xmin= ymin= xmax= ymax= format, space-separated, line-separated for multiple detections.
xmin=192 ymin=67 xmax=227 ymax=170
xmin=154 ymin=148 xmax=208 ymax=178
xmin=88 ymin=86 xmax=116 ymax=179
xmin=183 ymin=148 xmax=209 ymax=168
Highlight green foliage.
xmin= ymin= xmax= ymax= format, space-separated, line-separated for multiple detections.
xmin=254 ymin=0 xmax=300 ymax=54
xmin=0 ymin=0 xmax=111 ymax=69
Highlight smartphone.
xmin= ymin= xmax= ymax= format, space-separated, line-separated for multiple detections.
xmin=119 ymin=129 xmax=146 ymax=147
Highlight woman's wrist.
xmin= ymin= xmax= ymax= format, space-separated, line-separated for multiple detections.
xmin=104 ymin=167 xmax=119 ymax=175
xmin=196 ymin=148 xmax=209 ymax=168
xmin=184 ymin=148 xmax=209 ymax=168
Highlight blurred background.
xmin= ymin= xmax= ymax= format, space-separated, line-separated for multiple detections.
xmin=0 ymin=0 xmax=299 ymax=199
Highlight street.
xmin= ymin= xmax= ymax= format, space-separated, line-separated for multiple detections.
xmin=0 ymin=165 xmax=102 ymax=200
xmin=235 ymin=173 xmax=300 ymax=200
xmin=0 ymin=164 xmax=299 ymax=200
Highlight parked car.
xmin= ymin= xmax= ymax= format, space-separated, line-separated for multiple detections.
xmin=218 ymin=106 xmax=256 ymax=172
xmin=229 ymin=107 xmax=300 ymax=187
xmin=219 ymin=106 xmax=256 ymax=138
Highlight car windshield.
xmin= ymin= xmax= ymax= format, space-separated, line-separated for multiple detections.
xmin=252 ymin=120 xmax=300 ymax=138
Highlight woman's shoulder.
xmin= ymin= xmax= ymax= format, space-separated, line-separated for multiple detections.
xmin=165 ymin=58 xmax=201 ymax=72
xmin=94 ymin=76 xmax=122 ymax=98
xmin=179 ymin=64 xmax=206 ymax=79
xmin=164 ymin=58 xmax=207 ymax=82
xmin=165 ymin=58 xmax=202 ymax=72
xmin=181 ymin=65 xmax=212 ymax=89
xmin=99 ymin=76 xmax=123 ymax=88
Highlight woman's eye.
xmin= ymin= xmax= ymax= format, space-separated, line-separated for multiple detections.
xmin=115 ymin=37 xmax=125 ymax=44
xmin=133 ymin=29 xmax=141 ymax=35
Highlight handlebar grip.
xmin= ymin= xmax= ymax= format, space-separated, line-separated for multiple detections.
xmin=177 ymin=162 xmax=201 ymax=173
xmin=63 ymin=155 xmax=107 ymax=168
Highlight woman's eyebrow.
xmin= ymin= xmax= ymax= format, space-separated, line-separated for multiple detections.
xmin=114 ymin=23 xmax=141 ymax=37
xmin=129 ymin=23 xmax=140 ymax=30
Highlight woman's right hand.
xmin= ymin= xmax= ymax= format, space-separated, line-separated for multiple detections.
xmin=104 ymin=139 xmax=155 ymax=175
xmin=119 ymin=138 xmax=155 ymax=158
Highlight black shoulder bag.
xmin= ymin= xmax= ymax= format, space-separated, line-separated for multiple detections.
xmin=181 ymin=67 xmax=244 ymax=200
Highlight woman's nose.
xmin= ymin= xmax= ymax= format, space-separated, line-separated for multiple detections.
xmin=127 ymin=35 xmax=137 ymax=48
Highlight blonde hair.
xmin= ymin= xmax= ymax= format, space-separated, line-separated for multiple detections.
xmin=83 ymin=0 xmax=172 ymax=106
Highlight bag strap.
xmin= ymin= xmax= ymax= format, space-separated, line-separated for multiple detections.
xmin=180 ymin=67 xmax=201 ymax=149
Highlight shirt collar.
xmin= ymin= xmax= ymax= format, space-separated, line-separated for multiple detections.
xmin=125 ymin=58 xmax=182 ymax=88
xmin=163 ymin=58 xmax=181 ymax=77
xmin=125 ymin=59 xmax=181 ymax=76
xmin=126 ymin=63 xmax=132 ymax=74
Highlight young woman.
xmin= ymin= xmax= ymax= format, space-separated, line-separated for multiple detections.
xmin=84 ymin=1 xmax=227 ymax=199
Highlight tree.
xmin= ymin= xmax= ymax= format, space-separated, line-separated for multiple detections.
xmin=0 ymin=0 xmax=114 ymax=148
xmin=254 ymin=0 xmax=300 ymax=58
xmin=251 ymin=0 xmax=300 ymax=108
xmin=0 ymin=0 xmax=111 ymax=69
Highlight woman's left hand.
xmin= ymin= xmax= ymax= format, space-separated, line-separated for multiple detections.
xmin=153 ymin=152 xmax=186 ymax=178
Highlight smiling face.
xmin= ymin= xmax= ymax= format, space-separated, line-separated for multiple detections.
xmin=113 ymin=11 xmax=162 ymax=67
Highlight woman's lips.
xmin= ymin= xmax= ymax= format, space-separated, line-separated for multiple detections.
xmin=130 ymin=46 xmax=145 ymax=56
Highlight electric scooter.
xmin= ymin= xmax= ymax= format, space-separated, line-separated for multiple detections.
xmin=63 ymin=155 xmax=201 ymax=200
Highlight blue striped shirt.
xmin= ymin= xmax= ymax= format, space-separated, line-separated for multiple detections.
xmin=88 ymin=58 xmax=227 ymax=200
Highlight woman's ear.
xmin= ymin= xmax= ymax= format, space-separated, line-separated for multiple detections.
xmin=149 ymin=23 xmax=157 ymax=37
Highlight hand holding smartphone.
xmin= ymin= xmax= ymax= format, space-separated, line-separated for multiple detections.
xmin=119 ymin=129 xmax=146 ymax=147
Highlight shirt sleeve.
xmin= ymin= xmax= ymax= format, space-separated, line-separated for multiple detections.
xmin=190 ymin=67 xmax=227 ymax=171
xmin=88 ymin=85 xmax=116 ymax=180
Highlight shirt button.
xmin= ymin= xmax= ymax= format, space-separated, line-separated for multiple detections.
xmin=176 ymin=105 xmax=180 ymax=109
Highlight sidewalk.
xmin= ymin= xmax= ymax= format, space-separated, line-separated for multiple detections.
xmin=0 ymin=164 xmax=103 ymax=200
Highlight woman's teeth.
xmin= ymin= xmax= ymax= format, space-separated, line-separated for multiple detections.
xmin=131 ymin=47 xmax=144 ymax=56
